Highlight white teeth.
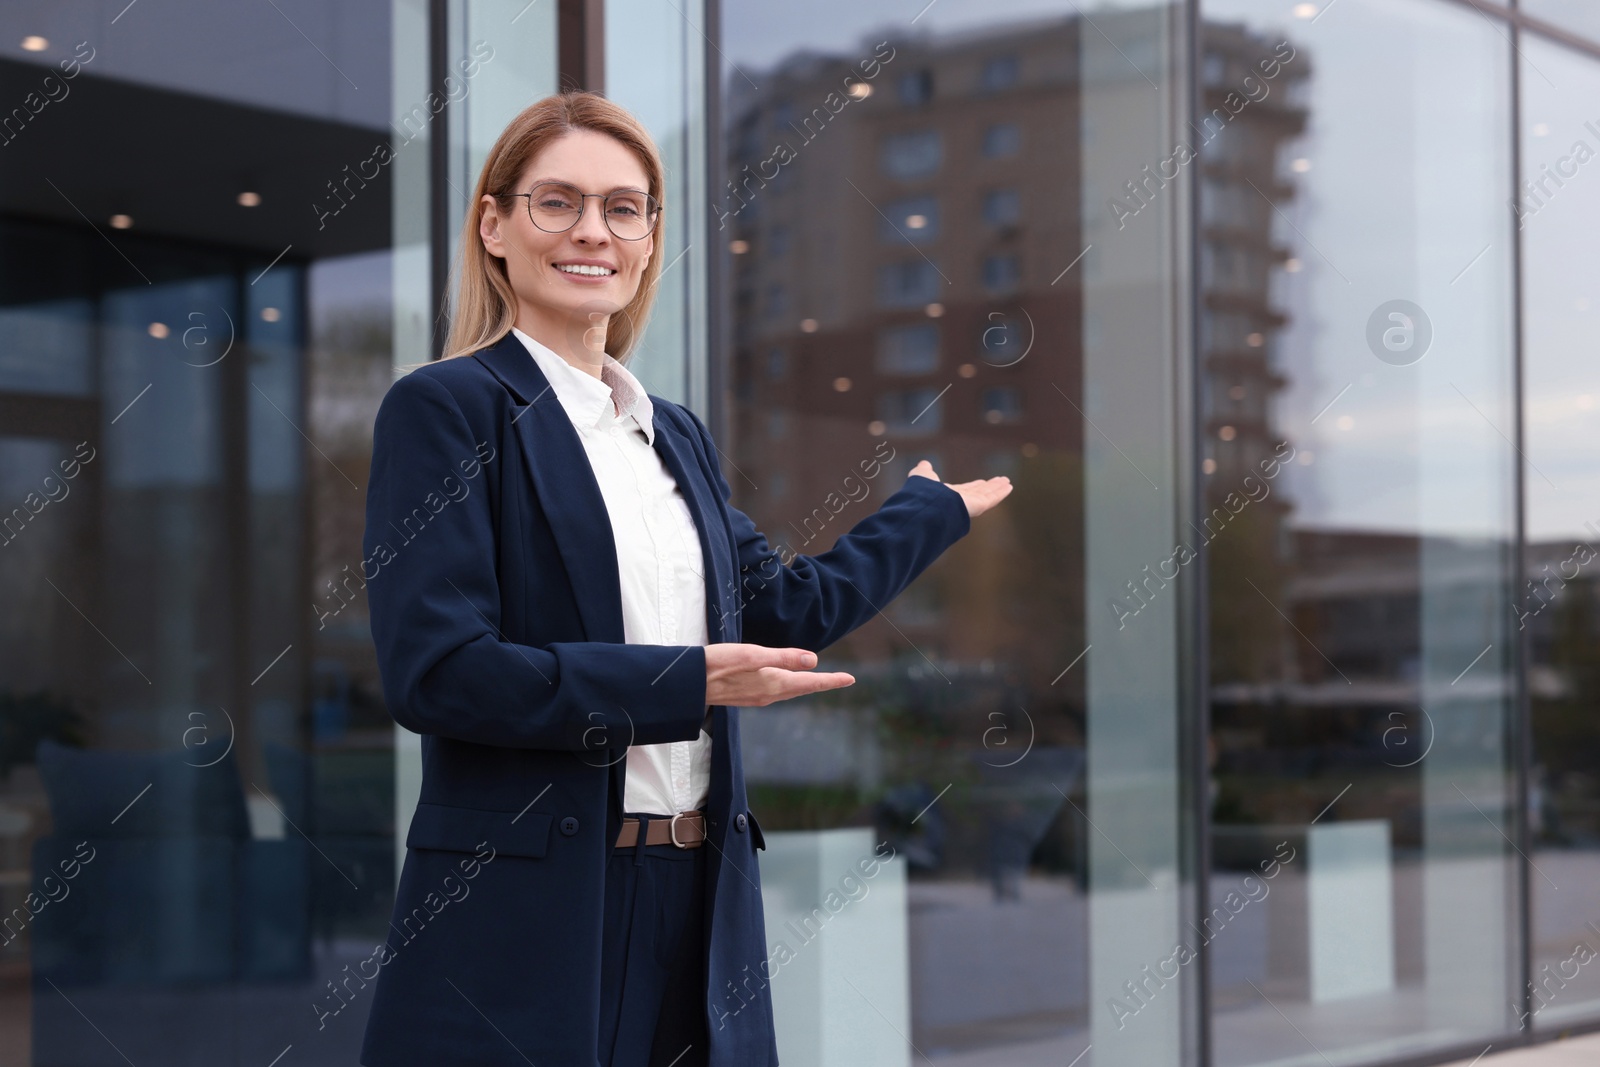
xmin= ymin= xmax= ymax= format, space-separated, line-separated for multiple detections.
xmin=556 ymin=263 xmax=615 ymax=276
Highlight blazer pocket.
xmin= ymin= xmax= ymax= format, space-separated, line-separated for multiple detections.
xmin=747 ymin=810 xmax=766 ymax=852
xmin=406 ymin=802 xmax=554 ymax=859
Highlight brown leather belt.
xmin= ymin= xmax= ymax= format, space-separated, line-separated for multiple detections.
xmin=614 ymin=809 xmax=706 ymax=849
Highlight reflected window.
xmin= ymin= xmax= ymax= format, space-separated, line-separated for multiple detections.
xmin=765 ymin=282 xmax=788 ymax=318
xmin=983 ymin=187 xmax=1020 ymax=227
xmin=877 ymin=387 xmax=943 ymax=434
xmin=981 ymin=252 xmax=1019 ymax=294
xmin=881 ymin=129 xmax=943 ymax=178
xmin=876 ymin=322 xmax=941 ymax=375
xmin=980 ymin=386 xmax=1022 ymax=424
xmin=981 ymin=121 xmax=1021 ymax=158
xmin=979 ymin=53 xmax=1019 ymax=92
xmin=877 ymin=260 xmax=942 ymax=307
xmin=898 ymin=68 xmax=934 ymax=106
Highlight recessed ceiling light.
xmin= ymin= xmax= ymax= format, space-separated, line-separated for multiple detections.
xmin=20 ymin=36 xmax=47 ymax=52
xmin=1292 ymin=4 xmax=1318 ymax=18
xmin=237 ymin=191 xmax=262 ymax=207
xmin=110 ymin=214 xmax=133 ymax=229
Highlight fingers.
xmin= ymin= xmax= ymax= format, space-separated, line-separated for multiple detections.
xmin=758 ymin=646 xmax=817 ymax=670
xmin=944 ymin=475 xmax=1014 ymax=519
xmin=751 ymin=668 xmax=855 ymax=706
xmin=707 ymin=644 xmax=818 ymax=670
xmin=789 ymin=669 xmax=855 ymax=693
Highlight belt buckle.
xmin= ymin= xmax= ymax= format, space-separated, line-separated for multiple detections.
xmin=669 ymin=810 xmax=691 ymax=848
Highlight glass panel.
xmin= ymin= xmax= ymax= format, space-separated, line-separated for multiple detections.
xmin=1522 ymin=33 xmax=1600 ymax=1033
xmin=716 ymin=3 xmax=1194 ymax=1065
xmin=1196 ymin=1 xmax=1519 ymax=1064
xmin=406 ymin=0 xmax=556 ymax=882
xmin=1521 ymin=1 xmax=1600 ymax=49
xmin=0 ymin=4 xmax=439 ymax=1063
xmin=0 ymin=297 xmax=93 ymax=395
xmin=606 ymin=0 xmax=710 ymax=410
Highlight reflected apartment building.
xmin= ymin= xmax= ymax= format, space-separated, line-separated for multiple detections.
xmin=720 ymin=19 xmax=1095 ymax=1056
xmin=719 ymin=14 xmax=1309 ymax=1058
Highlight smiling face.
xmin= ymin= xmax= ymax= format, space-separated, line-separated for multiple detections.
xmin=479 ymin=127 xmax=654 ymax=367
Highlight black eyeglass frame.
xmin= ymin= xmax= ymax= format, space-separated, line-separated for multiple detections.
xmin=496 ymin=181 xmax=662 ymax=241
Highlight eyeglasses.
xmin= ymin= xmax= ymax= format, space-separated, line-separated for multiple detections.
xmin=498 ymin=180 xmax=661 ymax=241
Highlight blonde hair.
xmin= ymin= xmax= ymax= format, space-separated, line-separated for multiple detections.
xmin=440 ymin=91 xmax=665 ymax=364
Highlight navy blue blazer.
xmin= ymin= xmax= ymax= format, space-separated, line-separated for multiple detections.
xmin=356 ymin=330 xmax=971 ymax=1067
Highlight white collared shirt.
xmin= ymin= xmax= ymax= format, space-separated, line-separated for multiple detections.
xmin=511 ymin=327 xmax=712 ymax=816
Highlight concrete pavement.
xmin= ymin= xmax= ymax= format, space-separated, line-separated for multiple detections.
xmin=1443 ymin=1033 xmax=1600 ymax=1065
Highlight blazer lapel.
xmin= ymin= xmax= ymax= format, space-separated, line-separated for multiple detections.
xmin=473 ymin=333 xmax=625 ymax=645
xmin=650 ymin=415 xmax=732 ymax=645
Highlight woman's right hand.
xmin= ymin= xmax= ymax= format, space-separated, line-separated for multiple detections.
xmin=704 ymin=643 xmax=855 ymax=707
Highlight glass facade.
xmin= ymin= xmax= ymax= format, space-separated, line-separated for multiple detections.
xmin=1 ymin=1 xmax=1598 ymax=1066
xmin=1197 ymin=1 xmax=1521 ymax=1062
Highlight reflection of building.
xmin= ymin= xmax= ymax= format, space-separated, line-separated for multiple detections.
xmin=723 ymin=20 xmax=1085 ymax=669
xmin=1210 ymin=523 xmax=1600 ymax=854
xmin=1195 ymin=25 xmax=1309 ymax=690
xmin=1197 ymin=24 xmax=1307 ymax=487
xmin=0 ymin=28 xmax=402 ymax=1066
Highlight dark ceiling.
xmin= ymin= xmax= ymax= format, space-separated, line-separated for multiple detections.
xmin=0 ymin=57 xmax=396 ymax=297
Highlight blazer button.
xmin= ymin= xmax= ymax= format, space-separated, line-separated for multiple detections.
xmin=560 ymin=816 xmax=580 ymax=836
xmin=734 ymin=812 xmax=748 ymax=833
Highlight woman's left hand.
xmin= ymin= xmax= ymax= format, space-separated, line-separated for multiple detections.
xmin=908 ymin=460 xmax=1012 ymax=520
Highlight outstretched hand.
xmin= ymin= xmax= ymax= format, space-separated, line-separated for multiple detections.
xmin=908 ymin=460 xmax=1012 ymax=519
xmin=705 ymin=463 xmax=1010 ymax=708
xmin=704 ymin=644 xmax=854 ymax=707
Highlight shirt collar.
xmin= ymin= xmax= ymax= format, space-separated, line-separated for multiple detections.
xmin=510 ymin=326 xmax=655 ymax=445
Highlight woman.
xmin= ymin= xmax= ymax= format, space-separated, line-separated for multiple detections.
xmin=358 ymin=91 xmax=1011 ymax=1067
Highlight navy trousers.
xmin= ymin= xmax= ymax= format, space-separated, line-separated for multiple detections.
xmin=597 ymin=813 xmax=711 ymax=1067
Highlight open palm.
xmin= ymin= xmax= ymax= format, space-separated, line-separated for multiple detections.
xmin=909 ymin=459 xmax=1013 ymax=519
